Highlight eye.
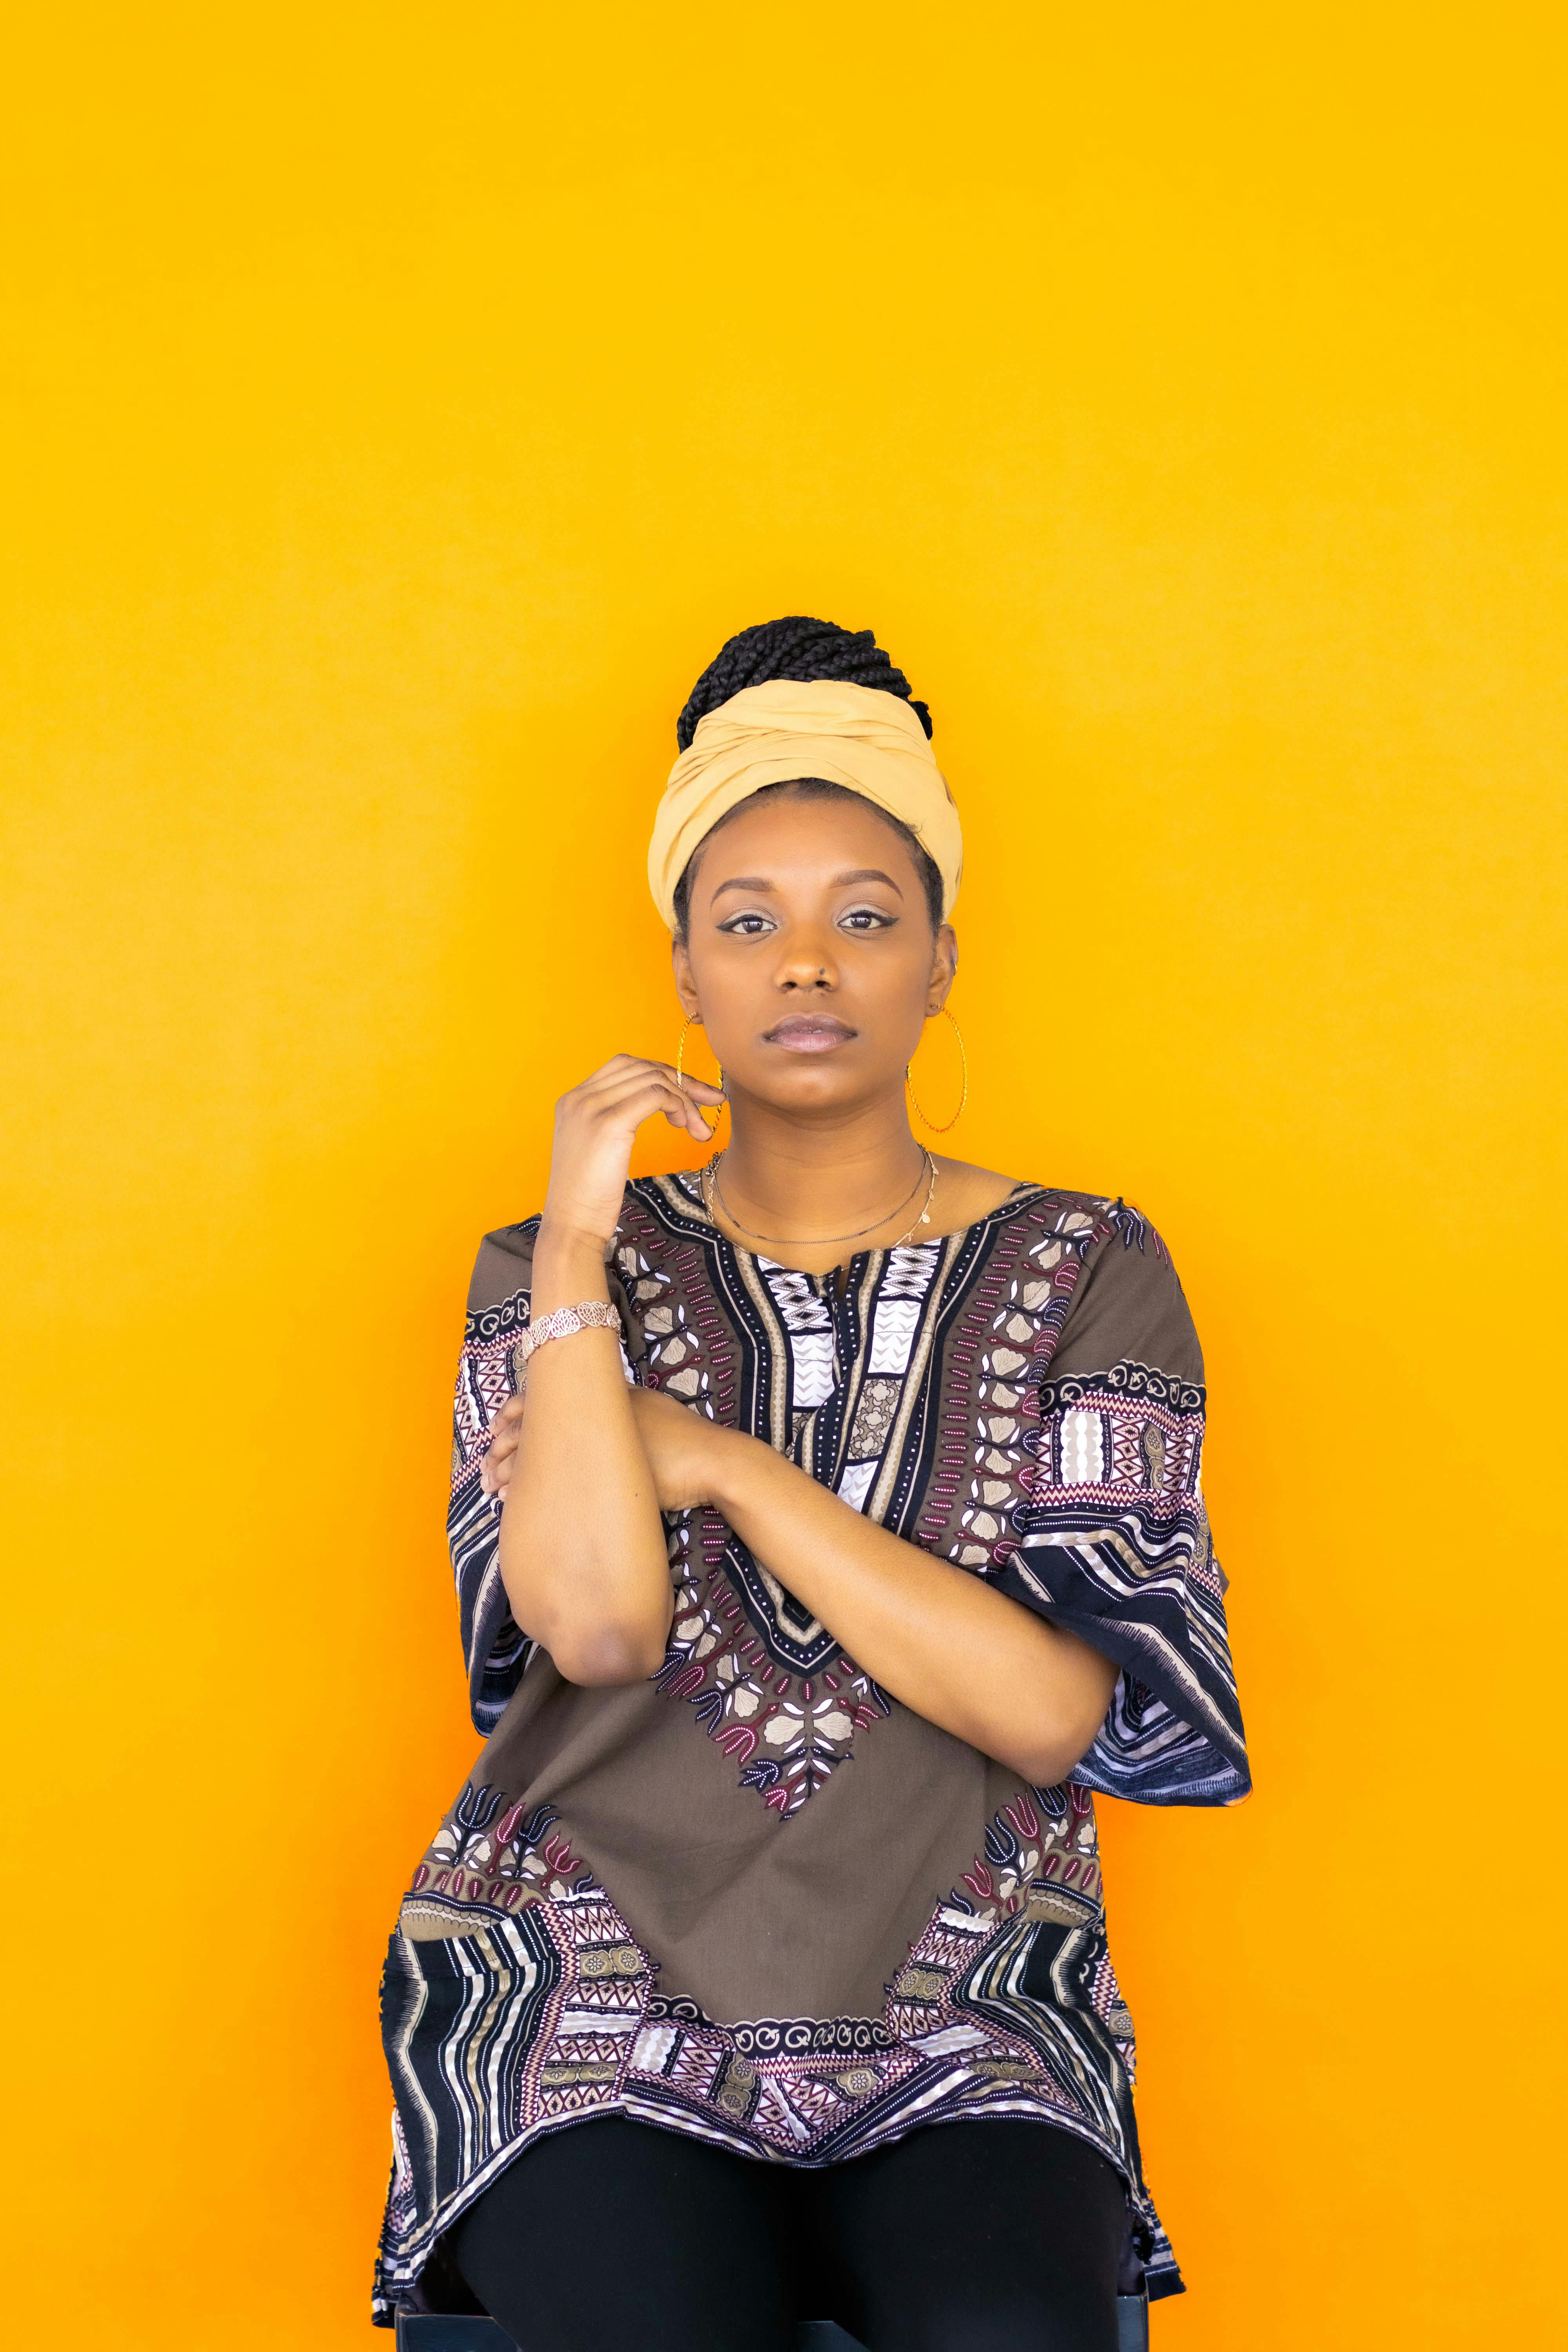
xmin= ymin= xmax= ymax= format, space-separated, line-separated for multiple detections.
xmin=838 ymin=904 xmax=897 ymax=933
xmin=717 ymin=910 xmax=777 ymax=938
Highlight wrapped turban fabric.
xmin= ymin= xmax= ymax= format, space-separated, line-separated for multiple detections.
xmin=647 ymin=679 xmax=964 ymax=929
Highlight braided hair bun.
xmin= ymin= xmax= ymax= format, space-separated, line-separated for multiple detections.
xmin=676 ymin=616 xmax=933 ymax=751
xmin=669 ymin=617 xmax=944 ymax=939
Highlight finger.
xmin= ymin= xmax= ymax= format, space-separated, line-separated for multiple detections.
xmin=664 ymin=1102 xmax=718 ymax=1137
xmin=578 ymin=1065 xmax=694 ymax=1107
xmin=584 ymin=1069 xmax=719 ymax=1137
xmin=560 ymin=1065 xmax=722 ymax=1153
xmin=478 ymin=1399 xmax=524 ymax=1489
xmin=676 ymin=1095 xmax=716 ymax=1141
xmin=557 ymin=1057 xmax=662 ymax=1114
xmin=579 ymin=1057 xmax=724 ymax=1108
xmin=649 ymin=1058 xmax=726 ymax=1144
xmin=575 ymin=1054 xmax=722 ymax=1103
xmin=649 ymin=1058 xmax=726 ymax=1103
xmin=480 ymin=1448 xmax=518 ymax=1493
xmin=644 ymin=1060 xmax=726 ymax=1132
xmin=579 ymin=1053 xmax=657 ymax=1087
xmin=588 ymin=1061 xmax=724 ymax=1110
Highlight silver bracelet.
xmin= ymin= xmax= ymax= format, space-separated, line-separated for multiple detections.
xmin=512 ymin=1300 xmax=620 ymax=1384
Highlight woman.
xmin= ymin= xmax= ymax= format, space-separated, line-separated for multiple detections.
xmin=376 ymin=617 xmax=1249 ymax=2351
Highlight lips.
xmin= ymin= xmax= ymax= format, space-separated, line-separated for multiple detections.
xmin=764 ymin=1015 xmax=857 ymax=1053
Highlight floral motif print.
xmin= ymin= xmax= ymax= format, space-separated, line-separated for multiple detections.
xmin=404 ymin=1792 xmax=591 ymax=1919
xmin=630 ymin=1185 xmax=1130 ymax=1817
xmin=378 ymin=1177 xmax=1249 ymax=2326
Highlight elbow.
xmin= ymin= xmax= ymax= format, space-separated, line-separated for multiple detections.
xmin=1000 ymin=1642 xmax=1119 ymax=1786
xmin=1010 ymin=1739 xmax=1091 ymax=1789
xmin=998 ymin=1704 xmax=1107 ymax=1790
xmin=498 ymin=1543 xmax=671 ymax=1688
xmin=539 ymin=1617 xmax=670 ymax=1689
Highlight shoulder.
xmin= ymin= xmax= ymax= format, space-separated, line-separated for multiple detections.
xmin=1025 ymin=1189 xmax=1203 ymax=1387
xmin=466 ymin=1214 xmax=542 ymax=1321
xmin=462 ymin=1185 xmax=668 ymax=1323
xmin=933 ymin=1157 xmax=1024 ymax=1224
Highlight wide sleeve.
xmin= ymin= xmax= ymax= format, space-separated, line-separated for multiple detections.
xmin=445 ymin=1221 xmax=541 ymax=1734
xmin=998 ymin=1209 xmax=1251 ymax=1806
xmin=445 ymin=1213 xmax=648 ymax=1731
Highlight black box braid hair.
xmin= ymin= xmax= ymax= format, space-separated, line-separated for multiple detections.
xmin=676 ymin=616 xmax=933 ymax=751
xmin=671 ymin=617 xmax=943 ymax=939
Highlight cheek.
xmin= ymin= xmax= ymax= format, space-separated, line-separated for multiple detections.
xmin=685 ymin=950 xmax=764 ymax=1056
xmin=853 ymin=940 xmax=938 ymax=1022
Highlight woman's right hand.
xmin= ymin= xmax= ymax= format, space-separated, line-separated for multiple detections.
xmin=540 ymin=1054 xmax=724 ymax=1249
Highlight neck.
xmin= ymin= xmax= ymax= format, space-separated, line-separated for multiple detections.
xmin=713 ymin=1082 xmax=926 ymax=1241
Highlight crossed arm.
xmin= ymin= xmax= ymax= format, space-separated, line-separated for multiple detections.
xmin=486 ymin=1229 xmax=1116 ymax=1788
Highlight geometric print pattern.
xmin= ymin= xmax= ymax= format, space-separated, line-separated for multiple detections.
xmin=617 ymin=1183 xmax=1107 ymax=1816
xmin=1004 ymin=1360 xmax=1247 ymax=1806
xmin=376 ymin=1769 xmax=1181 ymax=2321
xmin=645 ymin=1219 xmax=953 ymax=1817
xmin=614 ymin=1177 xmax=1245 ymax=1817
xmin=382 ymin=1177 xmax=1250 ymax=2322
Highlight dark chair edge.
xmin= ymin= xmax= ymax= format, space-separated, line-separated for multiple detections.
xmin=395 ymin=2294 xmax=1151 ymax=2350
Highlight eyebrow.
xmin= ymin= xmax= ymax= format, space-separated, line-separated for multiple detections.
xmin=710 ymin=867 xmax=906 ymax=902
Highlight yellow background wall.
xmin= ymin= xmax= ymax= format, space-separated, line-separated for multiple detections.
xmin=4 ymin=7 xmax=1563 ymax=2346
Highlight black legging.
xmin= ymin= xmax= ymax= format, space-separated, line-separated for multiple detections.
xmin=452 ymin=2113 xmax=1132 ymax=2352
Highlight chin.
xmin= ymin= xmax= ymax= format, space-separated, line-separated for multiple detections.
xmin=758 ymin=1062 xmax=886 ymax=1113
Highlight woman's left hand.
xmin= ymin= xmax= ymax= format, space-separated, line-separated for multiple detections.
xmin=627 ymin=1386 xmax=737 ymax=1514
xmin=479 ymin=1394 xmax=525 ymax=1497
xmin=481 ymin=1384 xmax=736 ymax=1516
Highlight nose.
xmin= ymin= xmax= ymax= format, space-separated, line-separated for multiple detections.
xmin=771 ymin=918 xmax=838 ymax=993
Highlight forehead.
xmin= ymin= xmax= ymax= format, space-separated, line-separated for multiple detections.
xmin=691 ymin=788 xmax=923 ymax=894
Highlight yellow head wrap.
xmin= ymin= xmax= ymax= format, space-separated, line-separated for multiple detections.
xmin=648 ymin=679 xmax=963 ymax=930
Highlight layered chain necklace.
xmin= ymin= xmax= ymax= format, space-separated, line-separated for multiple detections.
xmin=701 ymin=1148 xmax=940 ymax=1252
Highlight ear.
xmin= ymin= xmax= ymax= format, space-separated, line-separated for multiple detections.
xmin=925 ymin=922 xmax=959 ymax=1014
xmin=671 ymin=934 xmax=702 ymax=1019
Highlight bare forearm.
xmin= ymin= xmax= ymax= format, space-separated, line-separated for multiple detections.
xmin=497 ymin=1227 xmax=672 ymax=1683
xmin=709 ymin=1433 xmax=1116 ymax=1784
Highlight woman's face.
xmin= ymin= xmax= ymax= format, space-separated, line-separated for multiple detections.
xmin=671 ymin=790 xmax=956 ymax=1117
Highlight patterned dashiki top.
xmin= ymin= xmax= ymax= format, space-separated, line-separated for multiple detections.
xmin=375 ymin=1174 xmax=1249 ymax=2323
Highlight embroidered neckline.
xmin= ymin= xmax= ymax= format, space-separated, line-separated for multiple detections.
xmin=649 ymin=1167 xmax=1047 ymax=1282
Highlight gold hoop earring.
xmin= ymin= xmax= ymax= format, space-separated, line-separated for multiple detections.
xmin=675 ymin=1015 xmax=697 ymax=1090
xmin=676 ymin=1016 xmax=725 ymax=1132
xmin=906 ymin=1006 xmax=967 ymax=1134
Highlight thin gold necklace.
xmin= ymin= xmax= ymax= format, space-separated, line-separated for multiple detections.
xmin=888 ymin=1154 xmax=942 ymax=1248
xmin=702 ymin=1148 xmax=938 ymax=1249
